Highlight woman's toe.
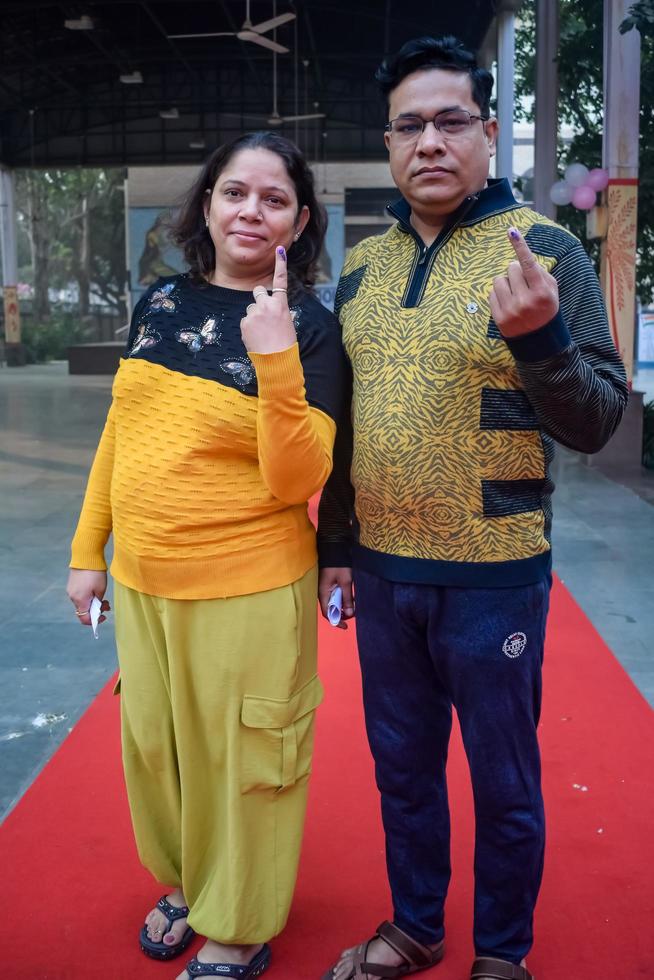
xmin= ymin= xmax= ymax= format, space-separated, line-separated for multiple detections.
xmin=163 ymin=919 xmax=187 ymax=946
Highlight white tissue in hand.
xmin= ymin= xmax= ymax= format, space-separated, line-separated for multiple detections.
xmin=90 ymin=596 xmax=103 ymax=639
xmin=327 ymin=586 xmax=343 ymax=626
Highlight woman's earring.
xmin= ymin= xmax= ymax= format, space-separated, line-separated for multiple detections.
xmin=294 ymin=232 xmax=301 ymax=241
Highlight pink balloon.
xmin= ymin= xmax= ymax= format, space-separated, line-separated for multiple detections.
xmin=572 ymin=184 xmax=597 ymax=210
xmin=586 ymin=167 xmax=610 ymax=191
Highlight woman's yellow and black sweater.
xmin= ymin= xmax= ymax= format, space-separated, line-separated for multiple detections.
xmin=71 ymin=274 xmax=347 ymax=600
xmin=317 ymin=179 xmax=628 ymax=587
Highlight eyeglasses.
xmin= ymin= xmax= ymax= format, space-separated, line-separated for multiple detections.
xmin=385 ymin=109 xmax=489 ymax=143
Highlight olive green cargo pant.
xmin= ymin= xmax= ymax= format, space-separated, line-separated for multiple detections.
xmin=113 ymin=565 xmax=321 ymax=944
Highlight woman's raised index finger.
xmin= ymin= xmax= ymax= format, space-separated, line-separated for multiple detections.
xmin=508 ymin=227 xmax=539 ymax=283
xmin=272 ymin=245 xmax=288 ymax=294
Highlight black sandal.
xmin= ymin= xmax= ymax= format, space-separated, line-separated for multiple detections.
xmin=471 ymin=958 xmax=534 ymax=980
xmin=139 ymin=894 xmax=196 ymax=960
xmin=184 ymin=943 xmax=271 ymax=978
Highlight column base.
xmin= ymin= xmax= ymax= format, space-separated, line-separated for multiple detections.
xmin=584 ymin=389 xmax=644 ymax=471
xmin=4 ymin=342 xmax=27 ymax=366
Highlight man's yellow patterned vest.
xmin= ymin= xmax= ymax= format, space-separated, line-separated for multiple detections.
xmin=318 ymin=179 xmax=627 ymax=588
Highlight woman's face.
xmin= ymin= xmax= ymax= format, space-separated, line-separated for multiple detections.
xmin=204 ymin=147 xmax=309 ymax=279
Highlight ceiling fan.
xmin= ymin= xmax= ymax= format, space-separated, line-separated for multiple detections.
xmin=169 ymin=0 xmax=295 ymax=54
xmin=225 ymin=43 xmax=325 ymax=127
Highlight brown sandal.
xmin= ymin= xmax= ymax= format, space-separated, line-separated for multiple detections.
xmin=322 ymin=920 xmax=444 ymax=979
xmin=471 ymin=957 xmax=534 ymax=980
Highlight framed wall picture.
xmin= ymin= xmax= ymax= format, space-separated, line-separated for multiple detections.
xmin=128 ymin=207 xmax=185 ymax=309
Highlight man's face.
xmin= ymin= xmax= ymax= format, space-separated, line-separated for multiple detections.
xmin=384 ymin=68 xmax=498 ymax=216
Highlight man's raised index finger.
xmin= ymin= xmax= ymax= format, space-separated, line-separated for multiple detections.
xmin=272 ymin=245 xmax=288 ymax=295
xmin=508 ymin=227 xmax=539 ymax=283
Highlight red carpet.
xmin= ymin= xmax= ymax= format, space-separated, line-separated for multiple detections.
xmin=2 ymin=578 xmax=653 ymax=979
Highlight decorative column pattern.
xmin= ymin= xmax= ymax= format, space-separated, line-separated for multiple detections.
xmin=602 ymin=0 xmax=641 ymax=382
xmin=604 ymin=179 xmax=638 ymax=372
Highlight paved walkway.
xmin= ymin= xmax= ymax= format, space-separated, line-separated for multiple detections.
xmin=1 ymin=361 xmax=653 ymax=820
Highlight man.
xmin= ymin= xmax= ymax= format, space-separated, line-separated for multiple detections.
xmin=318 ymin=35 xmax=627 ymax=980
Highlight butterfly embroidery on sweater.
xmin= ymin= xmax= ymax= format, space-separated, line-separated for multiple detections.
xmin=176 ymin=316 xmax=222 ymax=353
xmin=220 ymin=357 xmax=256 ymax=388
xmin=129 ymin=323 xmax=161 ymax=356
xmin=148 ymin=282 xmax=177 ymax=312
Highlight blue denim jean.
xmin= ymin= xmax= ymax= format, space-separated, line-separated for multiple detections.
xmin=353 ymin=568 xmax=550 ymax=964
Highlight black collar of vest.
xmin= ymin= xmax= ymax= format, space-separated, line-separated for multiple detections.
xmin=386 ymin=177 xmax=518 ymax=232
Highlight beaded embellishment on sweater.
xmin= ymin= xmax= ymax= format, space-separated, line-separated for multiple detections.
xmin=147 ymin=282 xmax=177 ymax=312
xmin=176 ymin=316 xmax=222 ymax=353
xmin=220 ymin=357 xmax=256 ymax=388
xmin=129 ymin=323 xmax=162 ymax=356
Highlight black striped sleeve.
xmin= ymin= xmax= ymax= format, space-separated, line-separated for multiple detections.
xmin=296 ymin=296 xmax=348 ymax=424
xmin=316 ymin=244 xmax=367 ymax=565
xmin=317 ymin=357 xmax=355 ymax=567
xmin=334 ymin=264 xmax=366 ymax=318
xmin=504 ymin=234 xmax=628 ymax=454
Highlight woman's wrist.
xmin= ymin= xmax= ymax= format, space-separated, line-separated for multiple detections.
xmin=249 ymin=344 xmax=304 ymax=398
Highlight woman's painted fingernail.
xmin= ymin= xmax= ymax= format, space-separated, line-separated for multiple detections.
xmin=509 ymin=227 xmax=520 ymax=240
xmin=277 ymin=245 xmax=286 ymax=260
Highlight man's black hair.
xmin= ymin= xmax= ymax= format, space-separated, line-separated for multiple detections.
xmin=375 ymin=36 xmax=494 ymax=117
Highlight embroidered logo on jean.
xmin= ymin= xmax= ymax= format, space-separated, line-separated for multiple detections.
xmin=502 ymin=632 xmax=527 ymax=658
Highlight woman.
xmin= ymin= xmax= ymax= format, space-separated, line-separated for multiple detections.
xmin=67 ymin=132 xmax=346 ymax=980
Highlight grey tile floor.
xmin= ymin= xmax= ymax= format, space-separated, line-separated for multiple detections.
xmin=1 ymin=361 xmax=653 ymax=822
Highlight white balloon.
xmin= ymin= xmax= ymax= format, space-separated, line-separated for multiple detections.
xmin=549 ymin=180 xmax=573 ymax=206
xmin=564 ymin=163 xmax=590 ymax=188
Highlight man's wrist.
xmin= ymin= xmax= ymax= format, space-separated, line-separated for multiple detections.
xmin=503 ymin=312 xmax=572 ymax=363
xmin=317 ymin=540 xmax=353 ymax=568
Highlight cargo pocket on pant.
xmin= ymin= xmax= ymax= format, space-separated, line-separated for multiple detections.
xmin=240 ymin=674 xmax=323 ymax=793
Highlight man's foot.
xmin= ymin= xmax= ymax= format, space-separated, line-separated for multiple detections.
xmin=325 ymin=921 xmax=444 ymax=980
xmin=470 ymin=956 xmax=532 ymax=980
xmin=176 ymin=940 xmax=268 ymax=980
xmin=144 ymin=888 xmax=190 ymax=949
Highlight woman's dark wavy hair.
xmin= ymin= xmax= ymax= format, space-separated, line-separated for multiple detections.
xmin=171 ymin=131 xmax=326 ymax=300
xmin=375 ymin=35 xmax=493 ymax=117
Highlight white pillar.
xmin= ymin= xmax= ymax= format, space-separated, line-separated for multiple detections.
xmin=0 ymin=166 xmax=18 ymax=287
xmin=603 ymin=0 xmax=640 ymax=180
xmin=496 ymin=7 xmax=516 ymax=182
xmin=0 ymin=166 xmax=23 ymax=356
xmin=601 ymin=0 xmax=641 ymax=382
xmin=533 ymin=0 xmax=559 ymax=217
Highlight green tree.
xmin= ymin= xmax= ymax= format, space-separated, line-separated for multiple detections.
xmin=15 ymin=168 xmax=127 ymax=322
xmin=515 ymin=0 xmax=654 ymax=304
